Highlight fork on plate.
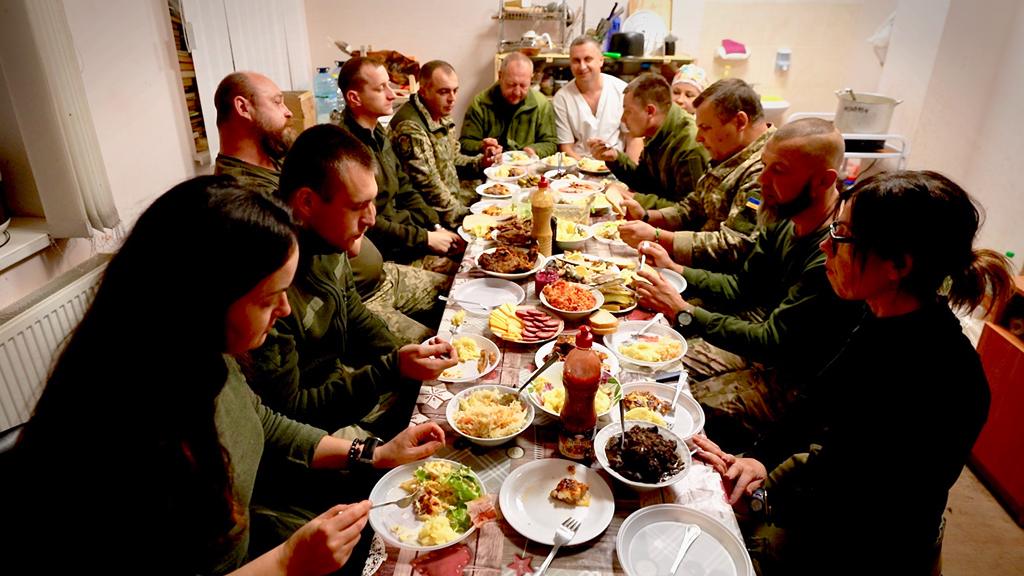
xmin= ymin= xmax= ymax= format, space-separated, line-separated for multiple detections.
xmin=535 ymin=517 xmax=581 ymax=576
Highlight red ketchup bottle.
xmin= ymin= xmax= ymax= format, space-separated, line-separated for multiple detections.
xmin=558 ymin=326 xmax=602 ymax=462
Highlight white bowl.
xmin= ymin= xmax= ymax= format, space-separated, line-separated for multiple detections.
xmin=433 ymin=333 xmax=501 ymax=384
xmin=543 ymin=169 xmax=581 ymax=181
xmin=554 ymin=221 xmax=594 ymax=251
xmin=604 ymin=320 xmax=688 ymax=369
xmin=658 ymin=267 xmax=688 ymax=293
xmin=534 ymin=340 xmax=620 ymax=376
xmin=614 ymin=381 xmax=705 ymax=441
xmin=539 ymin=282 xmax=604 ymax=321
xmin=446 ymin=385 xmax=535 ymax=447
xmin=594 ymin=421 xmax=692 ymax=490
xmin=550 ymin=179 xmax=604 ymax=195
xmin=501 ymin=151 xmax=539 ymax=166
xmin=540 ymin=152 xmax=578 ymax=168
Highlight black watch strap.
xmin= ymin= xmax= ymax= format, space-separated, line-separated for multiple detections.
xmin=356 ymin=436 xmax=383 ymax=469
xmin=641 ymin=209 xmax=650 ymax=223
xmin=676 ymin=309 xmax=694 ymax=327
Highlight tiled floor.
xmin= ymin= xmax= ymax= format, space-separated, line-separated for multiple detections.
xmin=942 ymin=467 xmax=1024 ymax=575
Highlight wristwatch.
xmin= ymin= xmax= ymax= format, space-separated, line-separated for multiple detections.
xmin=675 ymin=307 xmax=694 ymax=328
xmin=641 ymin=208 xmax=651 ymax=223
xmin=356 ymin=436 xmax=383 ymax=469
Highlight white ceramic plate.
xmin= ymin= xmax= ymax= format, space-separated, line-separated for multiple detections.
xmin=457 ymin=225 xmax=499 ymax=246
xmin=611 ymin=381 xmax=705 ymax=440
xmin=590 ymin=220 xmax=628 ymax=246
xmin=490 ymin=305 xmax=564 ymax=345
xmin=534 ymin=340 xmax=620 ymax=376
xmin=499 ymin=458 xmax=615 ymax=545
xmin=543 ymin=169 xmax=581 ymax=182
xmin=541 ymin=152 xmax=578 ymax=168
xmin=501 ymin=151 xmax=539 ymax=166
xmin=659 ymin=267 xmax=688 ymax=293
xmin=594 ymin=421 xmax=692 ymax=490
xmin=577 ymin=157 xmax=611 ymax=174
xmin=436 ymin=333 xmax=501 ymax=383
xmin=453 ymin=278 xmax=526 ymax=315
xmin=368 ymin=458 xmax=485 ymax=552
xmin=524 ymin=361 xmax=621 ymax=419
xmin=445 ymin=384 xmax=535 ymax=447
xmin=476 ymin=180 xmax=520 ymax=198
xmin=476 ymin=248 xmax=546 ymax=280
xmin=616 ymin=504 xmax=754 ymax=576
xmin=469 ymin=199 xmax=514 ymax=217
xmin=550 ymin=179 xmax=603 ymax=195
xmin=604 ymin=320 xmax=688 ymax=369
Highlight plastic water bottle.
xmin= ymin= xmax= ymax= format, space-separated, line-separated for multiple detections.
xmin=313 ymin=67 xmax=336 ymax=124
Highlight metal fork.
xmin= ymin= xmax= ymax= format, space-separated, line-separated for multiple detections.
xmin=535 ymin=517 xmax=581 ymax=576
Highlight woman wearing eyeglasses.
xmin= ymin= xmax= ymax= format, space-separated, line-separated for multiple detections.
xmin=694 ymin=171 xmax=1014 ymax=575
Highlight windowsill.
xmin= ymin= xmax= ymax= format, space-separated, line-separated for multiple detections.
xmin=0 ymin=217 xmax=50 ymax=273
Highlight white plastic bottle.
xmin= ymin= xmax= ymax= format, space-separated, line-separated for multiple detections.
xmin=313 ymin=67 xmax=336 ymax=124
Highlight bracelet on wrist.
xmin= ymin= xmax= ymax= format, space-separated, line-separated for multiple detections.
xmin=654 ymin=228 xmax=661 ymax=242
xmin=347 ymin=438 xmax=365 ymax=470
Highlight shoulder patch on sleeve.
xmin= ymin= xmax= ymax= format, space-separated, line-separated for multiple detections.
xmin=397 ymin=133 xmax=414 ymax=157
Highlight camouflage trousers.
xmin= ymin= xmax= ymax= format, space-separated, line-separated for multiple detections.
xmin=685 ymin=338 xmax=789 ymax=454
xmin=364 ymin=262 xmax=451 ymax=346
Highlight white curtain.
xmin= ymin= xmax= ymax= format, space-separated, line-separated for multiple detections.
xmin=0 ymin=0 xmax=119 ymax=237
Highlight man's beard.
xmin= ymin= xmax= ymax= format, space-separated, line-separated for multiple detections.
xmin=759 ymin=180 xmax=814 ymax=225
xmin=255 ymin=115 xmax=294 ymax=161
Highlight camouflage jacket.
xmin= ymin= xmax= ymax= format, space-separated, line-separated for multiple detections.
xmin=460 ymin=83 xmax=558 ymax=158
xmin=343 ymin=109 xmax=438 ymax=261
xmin=610 ymin=105 xmax=709 ymax=210
xmin=390 ymin=94 xmax=482 ymax=214
xmin=214 ymin=154 xmax=281 ymax=196
xmin=245 ymin=230 xmax=403 ymax=432
xmin=663 ymin=127 xmax=775 ymax=271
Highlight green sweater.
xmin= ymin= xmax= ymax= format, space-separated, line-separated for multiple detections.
xmin=214 ymin=356 xmax=324 ymax=574
xmin=682 ymin=220 xmax=862 ymax=379
xmin=343 ymin=109 xmax=438 ymax=261
xmin=460 ymin=83 xmax=558 ymax=158
xmin=610 ymin=105 xmax=709 ymax=210
xmin=245 ymin=230 xmax=403 ymax=432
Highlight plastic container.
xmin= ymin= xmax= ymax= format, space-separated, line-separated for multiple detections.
xmin=313 ymin=67 xmax=337 ymax=124
xmin=558 ymin=326 xmax=602 ymax=461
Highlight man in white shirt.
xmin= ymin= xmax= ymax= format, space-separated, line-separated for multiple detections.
xmin=552 ymin=37 xmax=642 ymax=160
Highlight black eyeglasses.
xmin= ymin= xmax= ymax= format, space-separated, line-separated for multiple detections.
xmin=827 ymin=221 xmax=857 ymax=255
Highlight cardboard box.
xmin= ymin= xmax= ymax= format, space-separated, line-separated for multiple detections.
xmin=283 ymin=90 xmax=315 ymax=134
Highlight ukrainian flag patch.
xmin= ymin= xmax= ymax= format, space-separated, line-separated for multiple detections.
xmin=745 ymin=196 xmax=761 ymax=210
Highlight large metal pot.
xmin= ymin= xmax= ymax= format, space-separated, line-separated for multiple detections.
xmin=834 ymin=89 xmax=902 ymax=134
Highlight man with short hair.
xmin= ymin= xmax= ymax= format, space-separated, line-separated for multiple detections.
xmin=338 ymin=56 xmax=463 ymax=268
xmin=618 ymin=78 xmax=774 ymax=271
xmin=391 ymin=60 xmax=502 ymax=228
xmin=212 ymin=71 xmax=295 ymax=194
xmin=636 ymin=118 xmax=863 ymax=452
xmin=588 ymin=72 xmax=708 ymax=210
xmin=553 ymin=37 xmax=642 ymax=161
xmin=212 ymin=70 xmax=447 ymax=345
xmin=247 ymin=123 xmax=458 ymax=437
xmin=460 ymin=52 xmax=558 ymax=158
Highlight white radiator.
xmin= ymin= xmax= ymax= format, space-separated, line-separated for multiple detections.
xmin=0 ymin=264 xmax=106 ymax=431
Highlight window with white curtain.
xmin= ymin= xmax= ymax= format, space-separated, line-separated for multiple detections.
xmin=0 ymin=0 xmax=120 ymax=239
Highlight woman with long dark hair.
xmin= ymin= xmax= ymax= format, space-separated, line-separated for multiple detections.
xmin=3 ymin=176 xmax=444 ymax=575
xmin=694 ymin=171 xmax=1013 ymax=575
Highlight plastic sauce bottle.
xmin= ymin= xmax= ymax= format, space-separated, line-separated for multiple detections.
xmin=530 ymin=176 xmax=554 ymax=257
xmin=558 ymin=326 xmax=602 ymax=461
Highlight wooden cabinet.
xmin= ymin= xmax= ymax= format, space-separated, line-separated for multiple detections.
xmin=971 ymin=283 xmax=1024 ymax=525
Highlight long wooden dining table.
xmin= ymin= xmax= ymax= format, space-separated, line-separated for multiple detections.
xmin=373 ymin=207 xmax=745 ymax=576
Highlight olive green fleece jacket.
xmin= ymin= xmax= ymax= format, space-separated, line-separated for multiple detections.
xmin=342 ymin=109 xmax=439 ymax=261
xmin=609 ymin=105 xmax=709 ymax=210
xmin=459 ymin=83 xmax=558 ymax=158
xmin=681 ymin=220 xmax=863 ymax=379
xmin=214 ymin=355 xmax=324 ymax=574
xmin=245 ymin=230 xmax=404 ymax=432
